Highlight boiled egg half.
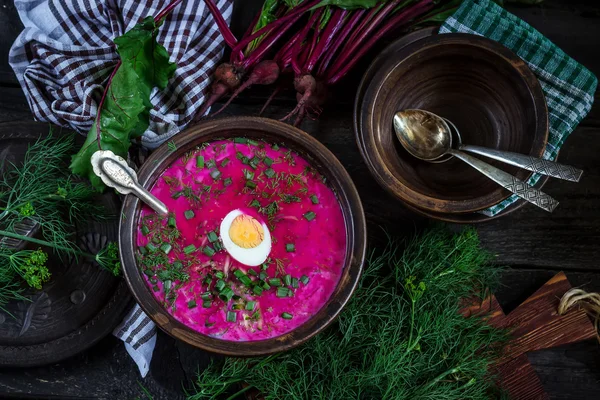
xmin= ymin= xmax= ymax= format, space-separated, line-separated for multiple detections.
xmin=220 ymin=209 xmax=271 ymax=266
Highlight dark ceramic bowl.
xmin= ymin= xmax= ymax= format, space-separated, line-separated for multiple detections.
xmin=358 ymin=33 xmax=549 ymax=214
xmin=119 ymin=117 xmax=366 ymax=356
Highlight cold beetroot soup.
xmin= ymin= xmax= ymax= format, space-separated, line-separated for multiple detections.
xmin=136 ymin=138 xmax=347 ymax=341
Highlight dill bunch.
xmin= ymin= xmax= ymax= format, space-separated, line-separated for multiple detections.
xmin=189 ymin=227 xmax=507 ymax=400
xmin=0 ymin=133 xmax=121 ymax=311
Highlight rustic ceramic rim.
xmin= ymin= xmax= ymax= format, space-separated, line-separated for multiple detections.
xmin=119 ymin=117 xmax=367 ymax=356
xmin=358 ymin=33 xmax=549 ymax=214
xmin=353 ymin=29 xmax=551 ymax=223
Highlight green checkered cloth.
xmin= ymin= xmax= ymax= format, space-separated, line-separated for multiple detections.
xmin=440 ymin=0 xmax=597 ymax=216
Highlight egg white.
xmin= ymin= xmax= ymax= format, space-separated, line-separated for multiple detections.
xmin=220 ymin=209 xmax=272 ymax=266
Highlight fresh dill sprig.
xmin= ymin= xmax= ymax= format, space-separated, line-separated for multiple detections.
xmin=188 ymin=227 xmax=507 ymax=400
xmin=0 ymin=134 xmax=121 ymax=311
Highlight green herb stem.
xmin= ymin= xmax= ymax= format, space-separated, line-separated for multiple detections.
xmin=0 ymin=229 xmax=95 ymax=259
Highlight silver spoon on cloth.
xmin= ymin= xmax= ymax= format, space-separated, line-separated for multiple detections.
xmin=91 ymin=150 xmax=168 ymax=216
xmin=393 ymin=109 xmax=559 ymax=213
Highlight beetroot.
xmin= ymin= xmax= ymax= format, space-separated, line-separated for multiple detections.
xmin=211 ymin=60 xmax=280 ymax=116
xmin=280 ymin=74 xmax=327 ymax=126
xmin=194 ymin=63 xmax=243 ymax=121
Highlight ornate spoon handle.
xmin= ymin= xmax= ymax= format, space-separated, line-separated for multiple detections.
xmin=449 ymin=149 xmax=559 ymax=213
xmin=91 ymin=150 xmax=168 ymax=216
xmin=459 ymin=144 xmax=583 ymax=182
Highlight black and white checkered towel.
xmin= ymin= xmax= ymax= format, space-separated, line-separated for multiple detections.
xmin=9 ymin=0 xmax=233 ymax=376
xmin=9 ymin=0 xmax=233 ymax=149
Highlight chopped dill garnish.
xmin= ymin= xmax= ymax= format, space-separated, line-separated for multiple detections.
xmin=167 ymin=141 xmax=177 ymax=152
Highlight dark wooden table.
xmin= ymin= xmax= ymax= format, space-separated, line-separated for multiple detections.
xmin=0 ymin=0 xmax=599 ymax=399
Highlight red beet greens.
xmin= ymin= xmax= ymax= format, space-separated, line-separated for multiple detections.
xmin=70 ymin=0 xmax=182 ymax=190
xmin=200 ymin=0 xmax=462 ymax=125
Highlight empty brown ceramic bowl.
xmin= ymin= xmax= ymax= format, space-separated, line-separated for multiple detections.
xmin=359 ymin=33 xmax=548 ymax=214
xmin=119 ymin=117 xmax=366 ymax=356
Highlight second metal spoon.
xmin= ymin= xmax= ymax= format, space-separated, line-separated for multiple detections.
xmin=393 ymin=109 xmax=559 ymax=213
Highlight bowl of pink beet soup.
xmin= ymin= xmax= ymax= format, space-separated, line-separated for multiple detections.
xmin=119 ymin=117 xmax=366 ymax=356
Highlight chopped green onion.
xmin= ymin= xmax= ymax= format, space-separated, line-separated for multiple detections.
xmin=203 ymin=245 xmax=216 ymax=257
xmin=152 ymin=285 xmax=160 ymax=292
xmin=226 ymin=311 xmax=237 ymax=322
xmin=146 ymin=243 xmax=158 ymax=253
xmin=264 ymin=157 xmax=274 ymax=166
xmin=201 ymin=292 xmax=212 ymax=301
xmin=149 ymin=277 xmax=158 ymax=284
xmin=143 ymin=269 xmax=154 ymax=277
xmin=213 ymin=241 xmax=223 ymax=251
xmin=292 ymin=278 xmax=299 ymax=288
xmin=253 ymin=286 xmax=264 ymax=296
xmin=265 ymin=168 xmax=276 ymax=178
xmin=152 ymin=236 xmax=161 ymax=244
xmin=184 ymin=210 xmax=195 ymax=220
xmin=310 ymin=195 xmax=319 ymax=204
xmin=250 ymin=199 xmax=260 ymax=208
xmin=196 ymin=156 xmax=204 ymax=168
xmin=206 ymin=159 xmax=216 ymax=169
xmin=204 ymin=274 xmax=213 ymax=285
xmin=259 ymin=272 xmax=268 ymax=280
xmin=248 ymin=139 xmax=259 ymax=146
xmin=171 ymin=191 xmax=183 ymax=199
xmin=244 ymin=170 xmax=255 ymax=180
xmin=286 ymin=243 xmax=295 ymax=252
xmin=249 ymin=157 xmax=260 ymax=169
xmin=283 ymin=274 xmax=292 ymax=286
xmin=234 ymin=270 xmax=252 ymax=286
xmin=207 ymin=231 xmax=218 ymax=242
xmin=304 ymin=211 xmax=316 ymax=221
xmin=241 ymin=156 xmax=249 ymax=164
xmin=269 ymin=278 xmax=282 ymax=287
xmin=272 ymin=144 xmax=280 ymax=150
xmin=224 ymin=177 xmax=232 ymax=186
xmin=221 ymin=158 xmax=230 ymax=167
xmin=173 ymin=261 xmax=183 ymax=270
xmin=219 ymin=287 xmax=235 ymax=302
xmin=168 ymin=217 xmax=177 ymax=228
xmin=251 ymin=311 xmax=261 ymax=320
xmin=141 ymin=225 xmax=150 ymax=235
xmin=232 ymin=303 xmax=244 ymax=310
xmin=139 ymin=246 xmax=148 ymax=255
xmin=214 ymin=271 xmax=225 ymax=279
xmin=261 ymin=262 xmax=269 ymax=271
xmin=248 ymin=269 xmax=258 ymax=276
xmin=215 ymin=279 xmax=226 ymax=291
xmin=163 ymin=280 xmax=172 ymax=291
xmin=246 ymin=180 xmax=257 ymax=189
xmin=203 ymin=300 xmax=212 ymax=308
xmin=234 ymin=137 xmax=248 ymax=144
xmin=245 ymin=301 xmax=256 ymax=311
xmin=187 ymin=300 xmax=197 ymax=309
xmin=183 ymin=244 xmax=196 ymax=254
xmin=210 ymin=169 xmax=221 ymax=180
xmin=276 ymin=287 xmax=289 ymax=298
xmin=300 ymin=275 xmax=310 ymax=285
xmin=281 ymin=312 xmax=293 ymax=320
xmin=160 ymin=243 xmax=172 ymax=254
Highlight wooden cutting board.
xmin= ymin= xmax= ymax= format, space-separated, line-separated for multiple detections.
xmin=462 ymin=272 xmax=597 ymax=399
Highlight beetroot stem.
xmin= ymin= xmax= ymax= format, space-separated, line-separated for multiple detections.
xmin=316 ymin=9 xmax=364 ymax=78
xmin=232 ymin=0 xmax=321 ymax=55
xmin=203 ymin=0 xmax=242 ymax=60
xmin=305 ymin=8 xmax=347 ymax=73
xmin=327 ymin=0 xmax=403 ymax=78
xmin=327 ymin=0 xmax=435 ymax=85
xmin=241 ymin=11 xmax=305 ymax=70
xmin=154 ymin=0 xmax=184 ymax=22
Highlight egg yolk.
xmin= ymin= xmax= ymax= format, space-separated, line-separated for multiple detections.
xmin=229 ymin=215 xmax=264 ymax=249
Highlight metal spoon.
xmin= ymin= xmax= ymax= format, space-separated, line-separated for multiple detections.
xmin=431 ymin=114 xmax=583 ymax=183
xmin=91 ymin=150 xmax=168 ymax=216
xmin=393 ymin=109 xmax=559 ymax=213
